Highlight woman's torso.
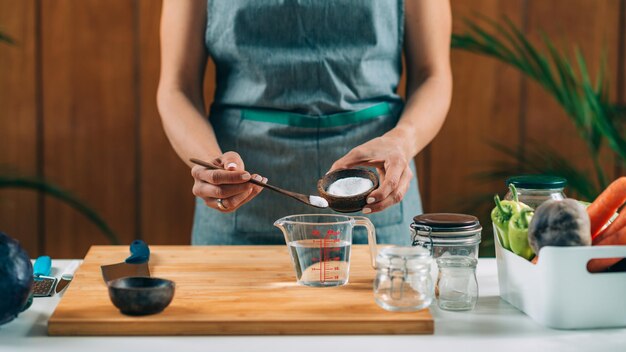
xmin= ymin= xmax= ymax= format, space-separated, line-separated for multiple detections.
xmin=205 ymin=0 xmax=404 ymax=115
xmin=193 ymin=0 xmax=422 ymax=245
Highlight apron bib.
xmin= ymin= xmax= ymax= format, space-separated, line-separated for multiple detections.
xmin=193 ymin=0 xmax=422 ymax=245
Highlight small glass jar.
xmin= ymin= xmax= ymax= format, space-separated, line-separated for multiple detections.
xmin=410 ymin=213 xmax=482 ymax=260
xmin=504 ymin=175 xmax=567 ymax=209
xmin=373 ymin=246 xmax=433 ymax=312
xmin=436 ymin=256 xmax=478 ymax=311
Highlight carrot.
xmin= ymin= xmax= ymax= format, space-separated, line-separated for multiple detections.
xmin=531 ymin=256 xmax=538 ymax=265
xmin=593 ymin=210 xmax=626 ymax=245
xmin=587 ymin=177 xmax=626 ymax=240
xmin=587 ymin=227 xmax=626 ymax=272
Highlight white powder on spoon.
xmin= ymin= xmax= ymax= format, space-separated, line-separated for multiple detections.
xmin=309 ymin=195 xmax=329 ymax=208
xmin=327 ymin=177 xmax=374 ymax=197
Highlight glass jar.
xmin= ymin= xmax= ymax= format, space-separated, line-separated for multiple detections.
xmin=373 ymin=246 xmax=433 ymax=312
xmin=435 ymin=256 xmax=478 ymax=311
xmin=410 ymin=213 xmax=482 ymax=260
xmin=505 ymin=175 xmax=567 ymax=209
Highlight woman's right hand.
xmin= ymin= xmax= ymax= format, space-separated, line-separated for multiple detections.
xmin=191 ymin=151 xmax=266 ymax=213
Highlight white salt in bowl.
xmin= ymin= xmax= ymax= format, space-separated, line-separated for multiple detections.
xmin=317 ymin=168 xmax=379 ymax=213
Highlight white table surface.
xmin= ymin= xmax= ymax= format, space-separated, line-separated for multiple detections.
xmin=1 ymin=259 xmax=625 ymax=352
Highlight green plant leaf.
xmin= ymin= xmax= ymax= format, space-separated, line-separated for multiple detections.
xmin=0 ymin=30 xmax=14 ymax=44
xmin=452 ymin=16 xmax=625 ymax=202
xmin=505 ymin=19 xmax=558 ymax=93
xmin=542 ymin=37 xmax=584 ymax=126
xmin=0 ymin=176 xmax=120 ymax=244
xmin=478 ymin=141 xmax=600 ymax=201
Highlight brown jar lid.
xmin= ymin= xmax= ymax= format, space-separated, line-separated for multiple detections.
xmin=412 ymin=213 xmax=482 ymax=236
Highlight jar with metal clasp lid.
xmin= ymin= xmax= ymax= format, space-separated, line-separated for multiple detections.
xmin=373 ymin=246 xmax=433 ymax=312
xmin=410 ymin=213 xmax=482 ymax=260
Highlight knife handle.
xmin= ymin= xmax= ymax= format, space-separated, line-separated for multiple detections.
xmin=126 ymin=240 xmax=150 ymax=264
xmin=61 ymin=260 xmax=81 ymax=280
xmin=34 ymin=255 xmax=52 ymax=277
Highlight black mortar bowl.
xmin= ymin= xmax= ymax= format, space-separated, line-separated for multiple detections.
xmin=318 ymin=168 xmax=379 ymax=213
xmin=107 ymin=277 xmax=175 ymax=316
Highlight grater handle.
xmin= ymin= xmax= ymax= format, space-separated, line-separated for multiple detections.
xmin=33 ymin=256 xmax=52 ymax=277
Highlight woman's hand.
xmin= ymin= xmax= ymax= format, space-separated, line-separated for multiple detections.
xmin=328 ymin=133 xmax=414 ymax=214
xmin=191 ymin=151 xmax=266 ymax=213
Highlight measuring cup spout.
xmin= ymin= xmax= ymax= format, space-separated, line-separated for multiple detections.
xmin=274 ymin=219 xmax=291 ymax=245
xmin=273 ymin=219 xmax=284 ymax=230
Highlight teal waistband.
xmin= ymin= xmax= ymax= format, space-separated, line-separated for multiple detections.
xmin=240 ymin=102 xmax=391 ymax=128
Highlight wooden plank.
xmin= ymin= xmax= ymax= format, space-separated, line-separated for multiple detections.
xmin=429 ymin=1 xmax=525 ymax=217
xmin=617 ymin=0 xmax=626 ymax=177
xmin=48 ymin=245 xmax=433 ymax=335
xmin=525 ymin=0 xmax=621 ymax=196
xmin=138 ymin=0 xmax=194 ymax=245
xmin=40 ymin=0 xmax=136 ymax=258
xmin=0 ymin=0 xmax=39 ymax=256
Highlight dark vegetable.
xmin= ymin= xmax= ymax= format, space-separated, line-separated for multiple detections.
xmin=528 ymin=199 xmax=591 ymax=253
xmin=0 ymin=231 xmax=34 ymax=325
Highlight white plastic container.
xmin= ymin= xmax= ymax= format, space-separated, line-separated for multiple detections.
xmin=495 ymin=233 xmax=626 ymax=329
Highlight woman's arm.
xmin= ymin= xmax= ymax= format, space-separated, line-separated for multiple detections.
xmin=390 ymin=0 xmax=452 ymax=158
xmin=158 ymin=0 xmax=218 ymax=165
xmin=158 ymin=0 xmax=264 ymax=212
xmin=330 ymin=0 xmax=452 ymax=213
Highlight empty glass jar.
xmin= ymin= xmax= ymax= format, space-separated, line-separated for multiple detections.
xmin=373 ymin=246 xmax=433 ymax=312
xmin=435 ymin=256 xmax=478 ymax=311
xmin=504 ymin=175 xmax=567 ymax=209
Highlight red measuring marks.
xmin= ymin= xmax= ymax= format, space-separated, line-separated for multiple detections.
xmin=311 ymin=229 xmax=342 ymax=282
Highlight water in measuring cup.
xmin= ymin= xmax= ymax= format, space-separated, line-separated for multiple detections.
xmin=288 ymin=239 xmax=351 ymax=287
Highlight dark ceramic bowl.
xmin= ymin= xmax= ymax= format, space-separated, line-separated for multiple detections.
xmin=107 ymin=277 xmax=175 ymax=316
xmin=318 ymin=168 xmax=379 ymax=213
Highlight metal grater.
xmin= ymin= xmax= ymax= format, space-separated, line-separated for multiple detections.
xmin=33 ymin=275 xmax=57 ymax=297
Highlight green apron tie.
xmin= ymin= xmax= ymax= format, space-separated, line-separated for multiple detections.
xmin=241 ymin=103 xmax=391 ymax=128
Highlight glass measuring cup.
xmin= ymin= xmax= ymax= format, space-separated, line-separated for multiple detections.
xmin=274 ymin=214 xmax=377 ymax=287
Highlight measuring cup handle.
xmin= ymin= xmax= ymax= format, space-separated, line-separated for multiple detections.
xmin=353 ymin=216 xmax=377 ymax=268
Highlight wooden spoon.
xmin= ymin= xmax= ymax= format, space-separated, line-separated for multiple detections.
xmin=189 ymin=158 xmax=329 ymax=209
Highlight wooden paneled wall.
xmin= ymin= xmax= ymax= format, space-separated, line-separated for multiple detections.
xmin=1 ymin=0 xmax=625 ymax=258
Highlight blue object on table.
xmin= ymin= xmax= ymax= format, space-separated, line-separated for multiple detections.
xmin=33 ymin=256 xmax=52 ymax=277
xmin=32 ymin=255 xmax=56 ymax=297
xmin=125 ymin=240 xmax=150 ymax=264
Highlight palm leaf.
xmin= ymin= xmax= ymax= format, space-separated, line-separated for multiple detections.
xmin=452 ymin=16 xmax=626 ymax=200
xmin=0 ymin=176 xmax=120 ymax=244
xmin=475 ymin=141 xmax=599 ymax=201
xmin=0 ymin=30 xmax=14 ymax=44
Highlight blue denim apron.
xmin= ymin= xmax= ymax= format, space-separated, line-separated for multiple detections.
xmin=193 ymin=0 xmax=422 ymax=245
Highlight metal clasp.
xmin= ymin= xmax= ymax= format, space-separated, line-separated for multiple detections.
xmin=410 ymin=224 xmax=434 ymax=256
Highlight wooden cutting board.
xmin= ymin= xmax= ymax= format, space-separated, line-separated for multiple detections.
xmin=48 ymin=245 xmax=433 ymax=335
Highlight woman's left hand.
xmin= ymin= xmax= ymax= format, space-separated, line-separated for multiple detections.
xmin=328 ymin=134 xmax=414 ymax=214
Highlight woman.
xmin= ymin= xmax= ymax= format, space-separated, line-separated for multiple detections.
xmin=158 ymin=0 xmax=452 ymax=245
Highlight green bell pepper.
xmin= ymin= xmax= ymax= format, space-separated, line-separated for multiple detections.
xmin=491 ymin=184 xmax=529 ymax=250
xmin=509 ymin=208 xmax=535 ymax=260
